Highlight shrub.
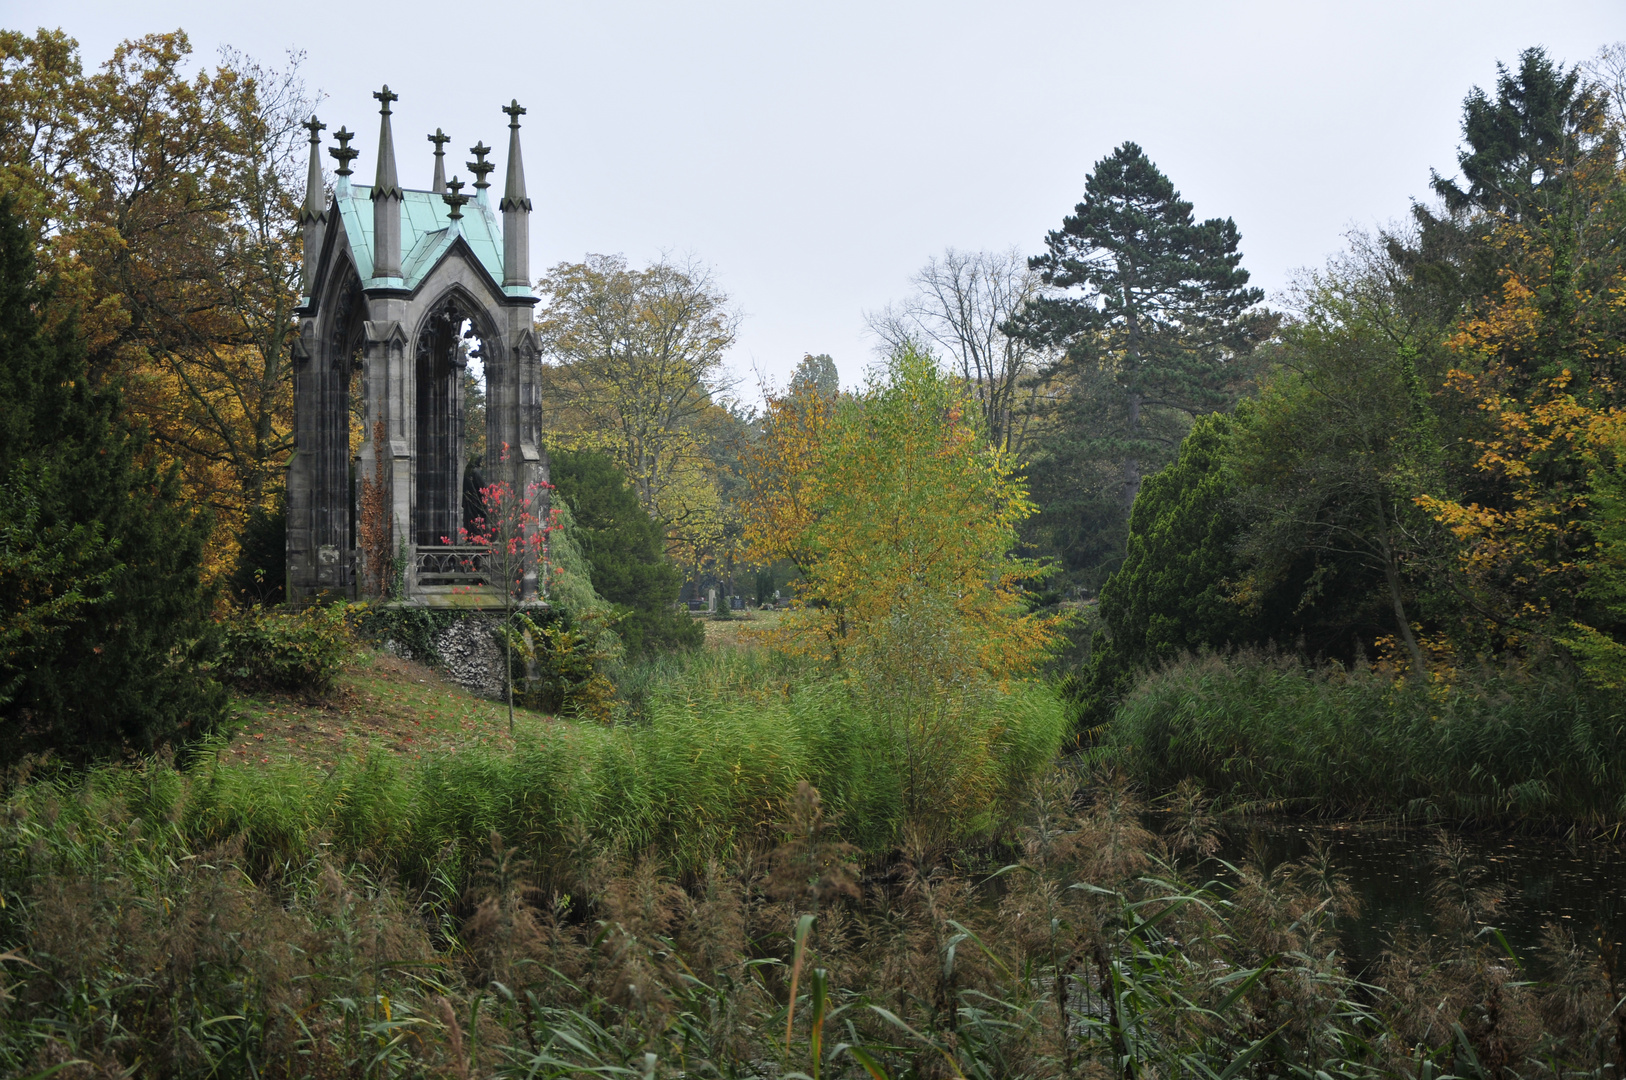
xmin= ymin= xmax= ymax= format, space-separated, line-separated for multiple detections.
xmin=216 ymin=604 xmax=351 ymax=696
xmin=547 ymin=447 xmax=701 ymax=657
xmin=225 ymin=496 xmax=286 ymax=607
xmin=1106 ymin=649 xmax=1626 ymax=824
xmin=507 ymin=608 xmax=618 ymax=721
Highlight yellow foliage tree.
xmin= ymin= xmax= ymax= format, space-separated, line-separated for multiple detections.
xmin=536 ymin=254 xmax=740 ymax=573
xmin=0 ymin=29 xmax=310 ymax=585
xmin=745 ymin=345 xmax=1059 ymax=678
xmin=1414 ymin=144 xmax=1626 ymax=651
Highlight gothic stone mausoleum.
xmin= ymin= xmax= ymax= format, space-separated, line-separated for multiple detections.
xmin=288 ymin=87 xmax=546 ymax=607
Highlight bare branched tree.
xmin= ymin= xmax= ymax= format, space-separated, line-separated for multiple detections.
xmin=1585 ymin=41 xmax=1626 ymax=132
xmin=867 ymin=248 xmax=1053 ymax=456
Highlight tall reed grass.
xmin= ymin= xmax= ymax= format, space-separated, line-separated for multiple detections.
xmin=5 ymin=762 xmax=1623 ymax=1078
xmin=1106 ymin=650 xmax=1626 ymax=824
xmin=24 ymin=649 xmax=1068 ymax=893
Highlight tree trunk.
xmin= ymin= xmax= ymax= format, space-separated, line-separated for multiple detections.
xmin=1122 ymin=391 xmax=1142 ymax=511
xmin=1376 ymin=522 xmax=1427 ymax=674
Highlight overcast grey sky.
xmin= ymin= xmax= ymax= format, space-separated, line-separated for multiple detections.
xmin=11 ymin=1 xmax=1625 ymax=396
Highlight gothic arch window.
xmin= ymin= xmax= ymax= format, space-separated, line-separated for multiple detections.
xmin=412 ymin=292 xmax=491 ymax=546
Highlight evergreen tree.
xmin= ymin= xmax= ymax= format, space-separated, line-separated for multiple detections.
xmin=547 ymin=448 xmax=702 ymax=657
xmin=0 ymin=198 xmax=223 ymax=760
xmin=1395 ymin=47 xmax=1618 ymax=342
xmin=789 ymin=353 xmax=840 ymax=399
xmin=1431 ymin=46 xmax=1611 ymax=222
xmin=1012 ymin=142 xmax=1274 ymax=516
xmin=1076 ymin=414 xmax=1252 ymax=723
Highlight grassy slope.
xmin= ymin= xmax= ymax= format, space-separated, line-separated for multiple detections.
xmin=215 ymin=609 xmax=782 ymax=770
xmin=221 ymin=649 xmax=556 ymax=770
xmin=89 ymin=620 xmax=1064 ymax=887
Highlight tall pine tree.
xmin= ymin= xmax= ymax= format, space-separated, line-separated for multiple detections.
xmin=1011 ymin=143 xmax=1272 ymax=588
xmin=0 ymin=197 xmax=222 ymax=760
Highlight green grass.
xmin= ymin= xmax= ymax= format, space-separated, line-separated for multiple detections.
xmin=1104 ymin=649 xmax=1626 ymax=825
xmin=223 ymin=648 xmax=554 ymax=768
xmin=8 ymin=646 xmax=1626 ymax=1077
xmin=21 ymin=647 xmax=1068 ymax=890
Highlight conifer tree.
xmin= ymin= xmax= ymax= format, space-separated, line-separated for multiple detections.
xmin=1012 ymin=142 xmax=1273 ymax=515
xmin=0 ymin=197 xmax=222 ymax=759
xmin=547 ymin=448 xmax=702 ymax=657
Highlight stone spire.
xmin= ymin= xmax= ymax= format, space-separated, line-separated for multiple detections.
xmin=371 ymin=86 xmax=403 ymax=280
xmin=499 ymin=100 xmax=532 ymax=213
xmin=467 ymin=141 xmax=495 ymax=202
xmin=500 ymin=100 xmax=531 ymax=289
xmin=298 ymin=115 xmax=326 ymax=300
xmin=428 ymin=128 xmax=450 ymax=193
xmin=298 ymin=115 xmax=327 ymax=225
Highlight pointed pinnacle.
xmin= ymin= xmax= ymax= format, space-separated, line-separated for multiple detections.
xmin=298 ymin=115 xmax=327 ymax=225
xmin=443 ymin=175 xmax=469 ymax=221
xmin=499 ymin=100 xmax=531 ymax=213
xmin=328 ymin=127 xmax=358 ymax=177
xmin=371 ymin=87 xmax=402 ymax=201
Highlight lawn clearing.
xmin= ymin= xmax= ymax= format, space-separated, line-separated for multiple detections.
xmin=700 ymin=608 xmax=781 ymax=649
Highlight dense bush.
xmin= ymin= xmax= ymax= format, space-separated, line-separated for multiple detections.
xmin=507 ymin=607 xmax=618 ymax=721
xmin=1107 ymin=649 xmax=1626 ymax=824
xmin=215 ymin=604 xmax=352 ymax=696
xmin=225 ymin=496 xmax=287 ymax=607
xmin=547 ymin=447 xmax=702 ymax=657
xmin=1075 ymin=412 xmax=1386 ymax=730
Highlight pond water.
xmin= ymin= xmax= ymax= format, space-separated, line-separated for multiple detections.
xmin=1216 ymin=823 xmax=1626 ymax=978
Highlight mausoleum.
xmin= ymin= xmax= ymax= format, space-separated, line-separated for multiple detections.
xmin=287 ymin=86 xmax=546 ymax=607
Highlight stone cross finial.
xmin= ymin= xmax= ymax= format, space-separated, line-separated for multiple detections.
xmin=503 ymin=99 xmax=526 ymax=127
xmin=428 ymin=128 xmax=450 ymax=193
xmin=467 ymin=141 xmax=495 ymax=192
xmin=328 ymin=127 xmax=358 ymax=176
xmin=303 ymin=115 xmax=327 ymax=142
xmin=442 ymin=175 xmax=469 ymax=221
xmin=373 ymin=84 xmax=399 ymax=114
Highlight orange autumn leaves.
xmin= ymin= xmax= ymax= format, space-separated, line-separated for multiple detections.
xmin=744 ymin=346 xmax=1060 ymax=678
xmin=1414 ymin=213 xmax=1626 ymax=673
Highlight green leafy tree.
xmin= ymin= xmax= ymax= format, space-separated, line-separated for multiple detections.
xmin=789 ymin=353 xmax=840 ymax=399
xmin=547 ymin=447 xmax=702 ymax=657
xmin=0 ymin=197 xmax=223 ymax=759
xmin=1229 ymin=250 xmax=1444 ymax=673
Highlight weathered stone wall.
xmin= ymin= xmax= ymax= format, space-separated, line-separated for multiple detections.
xmin=430 ymin=615 xmax=508 ymax=699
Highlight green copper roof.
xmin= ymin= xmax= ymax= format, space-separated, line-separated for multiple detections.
xmin=334 ymin=181 xmax=508 ymax=293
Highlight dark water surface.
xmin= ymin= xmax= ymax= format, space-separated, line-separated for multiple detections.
xmin=1216 ymin=823 xmax=1626 ymax=978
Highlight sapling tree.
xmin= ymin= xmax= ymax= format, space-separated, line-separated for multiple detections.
xmin=458 ymin=443 xmax=552 ymax=731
